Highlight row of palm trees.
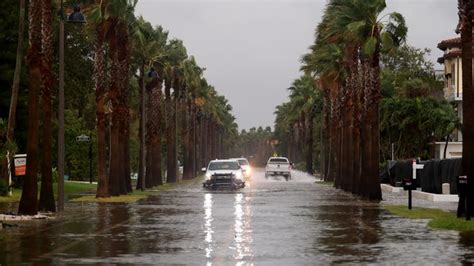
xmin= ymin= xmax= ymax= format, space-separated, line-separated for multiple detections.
xmin=13 ymin=0 xmax=237 ymax=214
xmin=274 ymin=75 xmax=322 ymax=175
xmin=18 ymin=0 xmax=56 ymax=214
xmin=277 ymin=0 xmax=407 ymax=200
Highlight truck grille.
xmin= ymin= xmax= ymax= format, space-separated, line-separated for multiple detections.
xmin=211 ymin=174 xmax=234 ymax=186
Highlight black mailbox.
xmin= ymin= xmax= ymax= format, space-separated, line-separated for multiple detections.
xmin=457 ymin=175 xmax=468 ymax=196
xmin=402 ymin=178 xmax=416 ymax=191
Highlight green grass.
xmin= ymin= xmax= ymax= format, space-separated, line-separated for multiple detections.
xmin=0 ymin=188 xmax=21 ymax=203
xmin=384 ymin=205 xmax=474 ymax=231
xmin=60 ymin=181 xmax=97 ymax=195
xmin=0 ymin=181 xmax=97 ymax=203
xmin=71 ymin=176 xmax=204 ymax=203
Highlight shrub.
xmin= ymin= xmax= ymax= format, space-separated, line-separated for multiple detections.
xmin=0 ymin=179 xmax=9 ymax=196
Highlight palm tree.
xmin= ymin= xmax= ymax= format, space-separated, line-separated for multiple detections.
xmin=331 ymin=0 xmax=406 ymax=199
xmin=288 ymin=75 xmax=319 ymax=175
xmin=163 ymin=39 xmax=187 ymax=183
xmin=38 ymin=0 xmax=56 ymax=212
xmin=458 ymin=0 xmax=474 ymax=183
xmin=299 ymin=0 xmax=406 ymax=199
xmin=130 ymin=18 xmax=168 ymax=189
xmin=18 ymin=0 xmax=42 ymax=215
xmin=105 ymin=0 xmax=137 ymax=196
xmin=145 ymin=69 xmax=163 ymax=187
xmin=182 ymin=57 xmax=203 ymax=180
xmin=89 ymin=1 xmax=109 ymax=198
xmin=144 ymin=27 xmax=169 ymax=188
xmin=457 ymin=0 xmax=474 ymax=218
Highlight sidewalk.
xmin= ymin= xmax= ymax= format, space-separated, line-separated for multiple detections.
xmin=381 ymin=184 xmax=458 ymax=212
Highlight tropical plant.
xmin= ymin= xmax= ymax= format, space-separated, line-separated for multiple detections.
xmin=38 ymin=0 xmax=56 ymax=212
xmin=18 ymin=0 xmax=42 ymax=215
xmin=164 ymin=39 xmax=187 ymax=183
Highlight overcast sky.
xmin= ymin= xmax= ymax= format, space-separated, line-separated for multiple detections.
xmin=136 ymin=0 xmax=458 ymax=130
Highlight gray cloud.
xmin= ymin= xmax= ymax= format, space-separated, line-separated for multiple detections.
xmin=136 ymin=0 xmax=458 ymax=130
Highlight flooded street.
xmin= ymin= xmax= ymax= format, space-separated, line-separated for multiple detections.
xmin=2 ymin=169 xmax=474 ymax=264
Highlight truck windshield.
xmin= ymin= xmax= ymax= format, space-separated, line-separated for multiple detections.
xmin=238 ymin=159 xmax=249 ymax=166
xmin=208 ymin=161 xmax=241 ymax=170
xmin=269 ymin=158 xmax=288 ymax=163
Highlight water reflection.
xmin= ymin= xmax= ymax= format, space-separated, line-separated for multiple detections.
xmin=233 ymin=193 xmax=253 ymax=264
xmin=316 ymin=202 xmax=382 ymax=263
xmin=204 ymin=193 xmax=214 ymax=261
xmin=203 ymin=192 xmax=254 ymax=265
xmin=459 ymin=231 xmax=474 ymax=263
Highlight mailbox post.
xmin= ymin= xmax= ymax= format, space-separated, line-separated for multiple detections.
xmin=457 ymin=175 xmax=470 ymax=220
xmin=404 ymin=159 xmax=424 ymax=210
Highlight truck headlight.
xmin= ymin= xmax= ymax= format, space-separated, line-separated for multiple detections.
xmin=235 ymin=171 xmax=243 ymax=180
xmin=205 ymin=172 xmax=211 ymax=180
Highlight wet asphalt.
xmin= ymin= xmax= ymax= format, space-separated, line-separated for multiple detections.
xmin=1 ymin=169 xmax=474 ymax=265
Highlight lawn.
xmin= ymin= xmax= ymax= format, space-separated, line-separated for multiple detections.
xmin=0 ymin=176 xmax=204 ymax=204
xmin=0 ymin=181 xmax=97 ymax=203
xmin=70 ymin=183 xmax=174 ymax=203
xmin=384 ymin=205 xmax=474 ymax=231
xmin=71 ymin=176 xmax=204 ymax=203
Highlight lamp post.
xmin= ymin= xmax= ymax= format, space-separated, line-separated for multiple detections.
xmin=58 ymin=1 xmax=86 ymax=212
xmin=76 ymin=133 xmax=93 ymax=184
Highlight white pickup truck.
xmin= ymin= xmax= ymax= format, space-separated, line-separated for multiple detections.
xmin=265 ymin=157 xmax=292 ymax=180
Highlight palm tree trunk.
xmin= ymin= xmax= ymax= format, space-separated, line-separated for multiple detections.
xmin=460 ymin=1 xmax=474 ymax=182
xmin=306 ymin=113 xmax=314 ymax=175
xmin=183 ymin=98 xmax=192 ymax=180
xmin=458 ymin=0 xmax=474 ymax=218
xmin=190 ymin=101 xmax=196 ymax=177
xmin=39 ymin=0 xmax=55 ymax=212
xmin=18 ymin=0 xmax=42 ymax=215
xmin=145 ymin=78 xmax=163 ymax=187
xmin=366 ymin=39 xmax=382 ymax=200
xmin=136 ymin=64 xmax=146 ymax=190
xmin=172 ymin=84 xmax=179 ymax=181
xmin=118 ymin=23 xmax=132 ymax=193
xmin=207 ymin=119 xmax=213 ymax=162
xmin=108 ymin=21 xmax=121 ymax=196
xmin=95 ymin=23 xmax=109 ymax=198
xmin=322 ymin=92 xmax=331 ymax=181
xmin=360 ymin=59 xmax=371 ymax=198
xmin=165 ymin=80 xmax=177 ymax=183
xmin=201 ymin=117 xmax=208 ymax=169
xmin=352 ymin=63 xmax=363 ymax=195
xmin=110 ymin=21 xmax=131 ymax=195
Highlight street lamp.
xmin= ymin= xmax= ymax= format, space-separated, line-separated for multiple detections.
xmin=58 ymin=1 xmax=86 ymax=212
xmin=76 ymin=133 xmax=93 ymax=184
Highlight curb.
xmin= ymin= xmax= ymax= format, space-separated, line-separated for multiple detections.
xmin=381 ymin=184 xmax=459 ymax=203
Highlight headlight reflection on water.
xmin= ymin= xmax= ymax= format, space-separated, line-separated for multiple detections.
xmin=204 ymin=193 xmax=214 ymax=259
xmin=204 ymin=192 xmax=253 ymax=265
xmin=233 ymin=193 xmax=253 ymax=263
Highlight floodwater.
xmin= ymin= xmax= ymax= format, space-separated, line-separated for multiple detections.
xmin=2 ymin=169 xmax=474 ymax=264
